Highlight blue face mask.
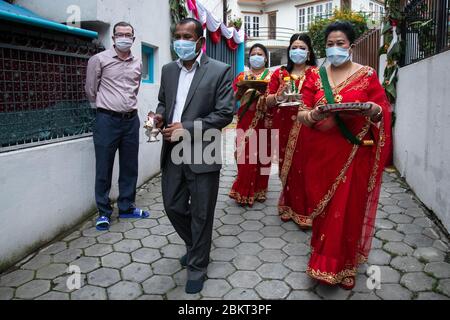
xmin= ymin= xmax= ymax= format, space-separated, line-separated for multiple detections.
xmin=249 ymin=55 xmax=266 ymax=69
xmin=326 ymin=46 xmax=351 ymax=67
xmin=289 ymin=48 xmax=308 ymax=65
xmin=173 ymin=39 xmax=200 ymax=61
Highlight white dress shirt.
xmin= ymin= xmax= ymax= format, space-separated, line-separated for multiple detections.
xmin=172 ymin=52 xmax=203 ymax=123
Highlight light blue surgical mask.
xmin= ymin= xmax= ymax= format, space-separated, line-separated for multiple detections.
xmin=326 ymin=46 xmax=351 ymax=67
xmin=289 ymin=48 xmax=308 ymax=65
xmin=249 ymin=55 xmax=266 ymax=69
xmin=173 ymin=39 xmax=200 ymax=61
xmin=115 ymin=37 xmax=133 ymax=52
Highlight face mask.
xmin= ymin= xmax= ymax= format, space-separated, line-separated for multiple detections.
xmin=326 ymin=46 xmax=351 ymax=67
xmin=289 ymin=48 xmax=308 ymax=65
xmin=173 ymin=39 xmax=200 ymax=61
xmin=249 ymin=55 xmax=266 ymax=69
xmin=115 ymin=37 xmax=133 ymax=52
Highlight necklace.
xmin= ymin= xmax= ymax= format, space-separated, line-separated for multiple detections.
xmin=247 ymin=69 xmax=267 ymax=80
xmin=290 ymin=68 xmax=307 ymax=93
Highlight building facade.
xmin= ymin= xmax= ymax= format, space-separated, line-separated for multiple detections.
xmin=202 ymin=0 xmax=384 ymax=66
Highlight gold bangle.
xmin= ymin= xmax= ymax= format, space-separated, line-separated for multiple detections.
xmin=310 ymin=110 xmax=320 ymax=122
xmin=305 ymin=111 xmax=316 ymax=126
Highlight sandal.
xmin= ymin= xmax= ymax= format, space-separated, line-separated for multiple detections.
xmin=119 ymin=208 xmax=150 ymax=219
xmin=96 ymin=216 xmax=110 ymax=231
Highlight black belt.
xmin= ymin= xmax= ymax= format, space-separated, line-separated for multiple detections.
xmin=97 ymin=108 xmax=137 ymax=119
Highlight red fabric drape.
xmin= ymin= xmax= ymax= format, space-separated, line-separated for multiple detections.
xmin=226 ymin=37 xmax=239 ymax=51
xmin=187 ymin=0 xmax=199 ymax=19
xmin=209 ymin=29 xmax=222 ymax=44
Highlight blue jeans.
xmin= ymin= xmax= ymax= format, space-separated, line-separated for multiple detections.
xmin=93 ymin=111 xmax=140 ymax=217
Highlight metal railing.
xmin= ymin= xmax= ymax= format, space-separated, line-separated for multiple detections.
xmin=0 ymin=22 xmax=103 ymax=151
xmin=206 ymin=34 xmax=238 ymax=81
xmin=401 ymin=0 xmax=450 ymax=66
xmin=244 ymin=27 xmax=296 ymax=42
xmin=352 ymin=28 xmax=381 ymax=73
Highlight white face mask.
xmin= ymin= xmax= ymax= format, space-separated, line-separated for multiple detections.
xmin=289 ymin=48 xmax=308 ymax=65
xmin=326 ymin=46 xmax=351 ymax=67
xmin=249 ymin=55 xmax=266 ymax=69
xmin=115 ymin=37 xmax=133 ymax=52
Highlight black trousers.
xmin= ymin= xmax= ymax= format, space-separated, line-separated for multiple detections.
xmin=93 ymin=111 xmax=139 ymax=217
xmin=161 ymin=157 xmax=220 ymax=281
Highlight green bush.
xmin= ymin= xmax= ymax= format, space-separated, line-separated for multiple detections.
xmin=308 ymin=9 xmax=369 ymax=58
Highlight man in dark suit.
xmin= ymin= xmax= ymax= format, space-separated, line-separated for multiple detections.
xmin=154 ymin=18 xmax=234 ymax=294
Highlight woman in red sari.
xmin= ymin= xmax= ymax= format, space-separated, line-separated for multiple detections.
xmin=295 ymin=21 xmax=392 ymax=289
xmin=266 ymin=33 xmax=317 ymax=228
xmin=229 ymin=44 xmax=273 ymax=206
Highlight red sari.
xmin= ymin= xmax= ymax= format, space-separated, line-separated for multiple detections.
xmin=229 ymin=70 xmax=273 ymax=206
xmin=297 ymin=66 xmax=392 ymax=287
xmin=267 ymin=66 xmax=316 ymax=227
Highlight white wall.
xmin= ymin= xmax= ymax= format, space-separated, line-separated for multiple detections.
xmin=0 ymin=0 xmax=172 ymax=271
xmin=394 ymin=50 xmax=450 ymax=232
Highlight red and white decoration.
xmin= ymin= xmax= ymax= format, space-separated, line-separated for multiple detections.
xmin=186 ymin=0 xmax=244 ymax=50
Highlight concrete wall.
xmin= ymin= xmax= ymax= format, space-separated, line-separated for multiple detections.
xmin=0 ymin=0 xmax=172 ymax=271
xmin=394 ymin=50 xmax=450 ymax=232
xmin=15 ymin=0 xmax=98 ymax=23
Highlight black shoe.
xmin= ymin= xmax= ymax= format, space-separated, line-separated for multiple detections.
xmin=180 ymin=254 xmax=187 ymax=267
xmin=185 ymin=276 xmax=206 ymax=294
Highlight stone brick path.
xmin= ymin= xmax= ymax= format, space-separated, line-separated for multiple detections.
xmin=1 ymin=131 xmax=449 ymax=300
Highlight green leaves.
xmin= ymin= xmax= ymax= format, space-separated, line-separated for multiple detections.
xmin=378 ymin=0 xmax=405 ymax=113
xmin=382 ymin=20 xmax=392 ymax=34
xmin=387 ymin=41 xmax=402 ymax=60
xmin=307 ymin=9 xmax=369 ymax=58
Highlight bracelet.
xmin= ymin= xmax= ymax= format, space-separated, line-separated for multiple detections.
xmin=275 ymin=95 xmax=284 ymax=103
xmin=304 ymin=111 xmax=317 ymax=126
xmin=310 ymin=110 xmax=320 ymax=122
xmin=370 ymin=107 xmax=383 ymax=122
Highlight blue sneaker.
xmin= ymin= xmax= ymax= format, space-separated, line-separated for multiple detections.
xmin=96 ymin=216 xmax=110 ymax=231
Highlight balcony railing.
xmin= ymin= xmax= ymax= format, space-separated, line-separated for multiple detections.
xmin=244 ymin=27 xmax=296 ymax=42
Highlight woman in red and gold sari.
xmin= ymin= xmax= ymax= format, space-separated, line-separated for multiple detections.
xmin=295 ymin=21 xmax=392 ymax=289
xmin=229 ymin=44 xmax=273 ymax=206
xmin=266 ymin=33 xmax=317 ymax=228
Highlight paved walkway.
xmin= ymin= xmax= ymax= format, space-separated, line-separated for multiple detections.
xmin=1 ymin=132 xmax=449 ymax=300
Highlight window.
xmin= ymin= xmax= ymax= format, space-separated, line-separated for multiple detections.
xmin=307 ymin=7 xmax=314 ymax=27
xmin=298 ymin=8 xmax=306 ymax=31
xmin=141 ymin=44 xmax=154 ymax=84
xmin=316 ymin=4 xmax=323 ymax=19
xmin=325 ymin=2 xmax=333 ymax=15
xmin=299 ymin=2 xmax=333 ymax=32
xmin=369 ymin=2 xmax=384 ymax=21
xmin=244 ymin=15 xmax=260 ymax=37
xmin=244 ymin=16 xmax=251 ymax=37
xmin=253 ymin=16 xmax=260 ymax=37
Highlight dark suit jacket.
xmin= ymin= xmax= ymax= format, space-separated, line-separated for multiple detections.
xmin=156 ymin=54 xmax=234 ymax=174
